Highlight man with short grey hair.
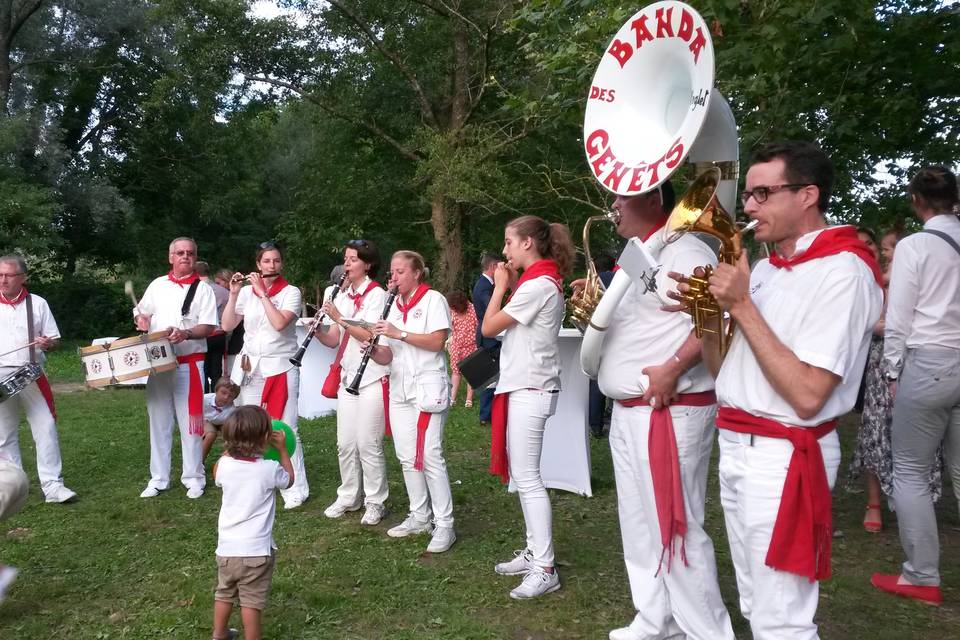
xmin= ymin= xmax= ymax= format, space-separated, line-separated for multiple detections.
xmin=0 ymin=254 xmax=77 ymax=504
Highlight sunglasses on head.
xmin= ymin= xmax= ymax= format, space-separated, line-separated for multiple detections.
xmin=258 ymin=241 xmax=279 ymax=250
xmin=346 ymin=239 xmax=369 ymax=249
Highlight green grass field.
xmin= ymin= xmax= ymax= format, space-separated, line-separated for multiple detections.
xmin=1 ymin=344 xmax=958 ymax=638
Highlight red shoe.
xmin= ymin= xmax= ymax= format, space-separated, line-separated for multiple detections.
xmin=871 ymin=573 xmax=943 ymax=606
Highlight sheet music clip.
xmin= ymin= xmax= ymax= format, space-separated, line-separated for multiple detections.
xmin=616 ymin=238 xmax=662 ymax=296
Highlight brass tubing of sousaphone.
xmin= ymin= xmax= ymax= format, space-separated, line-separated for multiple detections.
xmin=567 ymin=213 xmax=616 ymax=333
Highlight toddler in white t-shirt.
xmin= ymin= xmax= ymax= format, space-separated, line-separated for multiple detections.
xmin=201 ymin=377 xmax=241 ymax=464
xmin=211 ymin=406 xmax=293 ymax=640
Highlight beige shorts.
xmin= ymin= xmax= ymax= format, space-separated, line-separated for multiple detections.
xmin=203 ymin=421 xmax=220 ymax=437
xmin=214 ymin=554 xmax=275 ymax=610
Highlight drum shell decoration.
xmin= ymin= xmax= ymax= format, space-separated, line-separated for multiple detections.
xmin=79 ymin=331 xmax=177 ymax=386
xmin=0 ymin=363 xmax=43 ymax=403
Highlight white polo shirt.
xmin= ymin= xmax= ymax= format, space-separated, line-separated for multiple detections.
xmin=0 ymin=293 xmax=59 ymax=371
xmin=383 ymin=288 xmax=451 ymax=403
xmin=215 ymin=455 xmax=290 ymax=557
xmin=136 ymin=276 xmax=218 ymax=357
xmin=329 ymin=278 xmax=391 ymax=389
xmin=716 ymin=227 xmax=883 ymax=426
xmin=598 ymin=233 xmax=718 ymax=399
xmin=232 ymin=283 xmax=302 ymax=378
xmin=203 ymin=393 xmax=237 ymax=426
xmin=496 ymin=277 xmax=565 ymax=394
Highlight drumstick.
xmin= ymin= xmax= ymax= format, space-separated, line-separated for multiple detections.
xmin=0 ymin=340 xmax=40 ymax=359
xmin=124 ymin=280 xmax=140 ymax=313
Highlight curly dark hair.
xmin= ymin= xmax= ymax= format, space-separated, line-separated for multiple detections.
xmin=222 ymin=405 xmax=271 ymax=458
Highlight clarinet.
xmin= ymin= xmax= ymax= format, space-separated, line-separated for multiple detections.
xmin=344 ymin=286 xmax=399 ymax=395
xmin=290 ymin=273 xmax=347 ymax=367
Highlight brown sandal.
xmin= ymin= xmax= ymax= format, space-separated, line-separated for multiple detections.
xmin=864 ymin=504 xmax=882 ymax=533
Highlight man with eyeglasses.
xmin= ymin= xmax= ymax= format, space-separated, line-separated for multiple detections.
xmin=672 ymin=141 xmax=883 ymax=638
xmin=134 ymin=237 xmax=218 ymax=500
xmin=0 ymin=255 xmax=78 ymax=505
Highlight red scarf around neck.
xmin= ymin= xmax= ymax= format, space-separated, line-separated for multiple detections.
xmin=396 ymin=283 xmax=430 ymax=323
xmin=347 ymin=279 xmax=379 ymax=312
xmin=642 ymin=217 xmax=668 ymax=242
xmin=769 ymin=226 xmax=883 ymax=286
xmin=167 ymin=271 xmax=199 ymax=287
xmin=255 ymin=275 xmax=290 ymax=299
xmin=0 ymin=287 xmax=27 ymax=306
xmin=509 ymin=259 xmax=562 ymax=301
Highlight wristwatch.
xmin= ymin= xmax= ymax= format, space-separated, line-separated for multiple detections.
xmin=400 ymin=331 xmax=408 ymax=341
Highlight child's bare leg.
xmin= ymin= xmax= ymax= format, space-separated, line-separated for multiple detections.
xmin=202 ymin=432 xmax=217 ymax=462
xmin=212 ymin=600 xmax=233 ymax=638
xmin=240 ymin=606 xmax=262 ymax=640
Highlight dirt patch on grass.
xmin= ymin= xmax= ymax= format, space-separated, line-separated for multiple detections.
xmin=51 ymin=382 xmax=88 ymax=394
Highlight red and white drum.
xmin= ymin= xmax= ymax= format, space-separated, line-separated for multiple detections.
xmin=80 ymin=331 xmax=177 ymax=387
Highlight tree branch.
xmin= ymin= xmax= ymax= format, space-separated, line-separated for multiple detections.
xmin=326 ymin=0 xmax=438 ymax=127
xmin=9 ymin=0 xmax=44 ymax=45
xmin=248 ymin=75 xmax=423 ymax=163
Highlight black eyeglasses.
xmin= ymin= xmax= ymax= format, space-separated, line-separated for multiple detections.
xmin=172 ymin=250 xmax=196 ymax=257
xmin=740 ymin=184 xmax=812 ymax=205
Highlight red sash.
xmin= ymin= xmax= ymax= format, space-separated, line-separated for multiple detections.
xmin=489 ymin=392 xmax=510 ymax=483
xmin=261 ymin=371 xmax=288 ymax=420
xmin=619 ymin=391 xmax=717 ymax=574
xmin=36 ymin=373 xmax=56 ymax=420
xmin=413 ymin=411 xmax=432 ymax=471
xmin=396 ymin=284 xmax=430 ymax=322
xmin=380 ymin=376 xmax=392 ymax=437
xmin=0 ymin=287 xmax=27 ymax=306
xmin=254 ymin=275 xmax=289 ymax=299
xmin=167 ymin=271 xmax=199 ymax=287
xmin=176 ymin=353 xmax=206 ymax=436
xmin=717 ymin=406 xmax=837 ymax=582
xmin=769 ymin=225 xmax=883 ymax=287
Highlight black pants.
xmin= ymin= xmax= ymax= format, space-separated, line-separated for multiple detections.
xmin=204 ymin=333 xmax=227 ymax=392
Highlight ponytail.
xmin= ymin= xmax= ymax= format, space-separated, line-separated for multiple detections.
xmin=507 ymin=215 xmax=576 ymax=278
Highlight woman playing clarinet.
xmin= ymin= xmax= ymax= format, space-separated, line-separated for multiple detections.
xmin=220 ymin=242 xmax=309 ymax=510
xmin=314 ymin=240 xmax=392 ymax=526
xmin=366 ymin=251 xmax=457 ymax=554
xmin=481 ymin=215 xmax=574 ymax=599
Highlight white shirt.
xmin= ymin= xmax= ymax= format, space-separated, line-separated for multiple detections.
xmin=136 ymin=276 xmax=218 ymax=357
xmin=384 ymin=288 xmax=451 ymax=403
xmin=203 ymin=392 xmax=237 ymax=426
xmin=496 ymin=277 xmax=565 ymax=394
xmin=232 ymin=283 xmax=302 ymax=378
xmin=717 ymin=227 xmax=883 ymax=426
xmin=215 ymin=455 xmax=290 ymax=557
xmin=329 ymin=278 xmax=391 ymax=389
xmin=0 ymin=293 xmax=59 ymax=371
xmin=884 ymin=214 xmax=960 ymax=373
xmin=598 ymin=233 xmax=718 ymax=399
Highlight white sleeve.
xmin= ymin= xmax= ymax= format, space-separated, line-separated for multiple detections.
xmin=37 ymin=298 xmax=60 ymax=340
xmin=361 ymin=288 xmax=389 ymax=322
xmin=279 ymin=286 xmax=301 ymax=315
xmin=137 ymin=279 xmax=159 ymax=317
xmin=422 ymin=291 xmax=451 ymax=334
xmin=883 ymin=243 xmax=919 ymax=374
xmin=503 ymin=279 xmax=549 ymax=326
xmin=193 ymin=282 xmax=218 ymax=326
xmin=272 ymin=462 xmax=291 ymax=489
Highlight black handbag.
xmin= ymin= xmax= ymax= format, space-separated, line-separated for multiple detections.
xmin=457 ymin=348 xmax=500 ymax=390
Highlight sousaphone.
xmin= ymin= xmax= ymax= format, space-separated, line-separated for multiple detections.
xmin=574 ymin=0 xmax=741 ymax=378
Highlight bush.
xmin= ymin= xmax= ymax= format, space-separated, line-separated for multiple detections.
xmin=33 ymin=278 xmax=139 ymax=340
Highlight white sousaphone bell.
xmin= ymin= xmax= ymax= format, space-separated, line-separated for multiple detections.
xmin=573 ymin=0 xmax=741 ymax=379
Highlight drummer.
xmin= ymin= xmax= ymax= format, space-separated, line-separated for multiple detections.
xmin=135 ymin=238 xmax=218 ymax=499
xmin=0 ymin=255 xmax=77 ymax=504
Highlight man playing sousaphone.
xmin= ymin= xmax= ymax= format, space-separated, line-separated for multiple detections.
xmin=0 ymin=255 xmax=77 ymax=504
xmin=135 ymin=237 xmax=218 ymax=500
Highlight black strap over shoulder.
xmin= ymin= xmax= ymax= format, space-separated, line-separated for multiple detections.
xmin=181 ymin=280 xmax=200 ymax=317
xmin=921 ymin=229 xmax=960 ymax=259
xmin=26 ymin=293 xmax=36 ymax=364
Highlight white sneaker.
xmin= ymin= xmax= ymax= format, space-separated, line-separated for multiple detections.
xmin=283 ymin=496 xmax=305 ymax=510
xmin=495 ymin=548 xmax=534 ymax=576
xmin=608 ymin=627 xmax=642 ymax=640
xmin=186 ymin=487 xmax=204 ymax=499
xmin=360 ymin=503 xmax=386 ymax=525
xmin=44 ymin=485 xmax=77 ymax=504
xmin=323 ymin=499 xmax=362 ymax=519
xmin=139 ymin=486 xmax=164 ymax=498
xmin=509 ymin=566 xmax=561 ymax=600
xmin=426 ymin=526 xmax=456 ymax=553
xmin=386 ymin=515 xmax=434 ymax=538
xmin=0 ymin=566 xmax=17 ymax=604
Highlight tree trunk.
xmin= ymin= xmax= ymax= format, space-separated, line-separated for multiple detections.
xmin=430 ymin=194 xmax=462 ymax=291
xmin=0 ymin=40 xmax=10 ymax=113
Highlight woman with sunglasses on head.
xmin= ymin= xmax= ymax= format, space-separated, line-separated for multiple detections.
xmin=220 ymin=242 xmax=309 ymax=510
xmin=365 ymin=251 xmax=456 ymax=554
xmin=481 ymin=215 xmax=575 ymax=599
xmin=313 ymin=240 xmax=392 ymax=526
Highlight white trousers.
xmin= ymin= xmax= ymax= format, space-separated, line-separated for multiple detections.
xmin=718 ymin=428 xmax=841 ymax=640
xmin=390 ymin=400 xmax=454 ymax=527
xmin=145 ymin=363 xmax=205 ymax=491
xmin=335 ymin=379 xmax=388 ymax=506
xmin=239 ymin=367 xmax=308 ymax=502
xmin=507 ymin=389 xmax=558 ymax=568
xmin=610 ymin=403 xmax=734 ymax=640
xmin=0 ymin=380 xmax=68 ymax=498
xmin=0 ymin=457 xmax=29 ymax=520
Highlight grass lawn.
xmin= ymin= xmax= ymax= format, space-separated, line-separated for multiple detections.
xmin=1 ymin=344 xmax=958 ymax=638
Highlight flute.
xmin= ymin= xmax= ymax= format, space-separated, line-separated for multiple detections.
xmin=289 ymin=273 xmax=347 ymax=367
xmin=344 ymin=286 xmax=399 ymax=395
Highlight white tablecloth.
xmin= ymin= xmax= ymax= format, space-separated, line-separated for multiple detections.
xmin=295 ymin=323 xmax=339 ymax=419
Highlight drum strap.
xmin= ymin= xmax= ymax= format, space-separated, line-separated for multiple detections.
xmin=181 ymin=280 xmax=200 ymax=318
xmin=26 ymin=293 xmax=36 ymax=364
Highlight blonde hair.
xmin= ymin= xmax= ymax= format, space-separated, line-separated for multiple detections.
xmin=222 ymin=406 xmax=271 ymax=458
xmin=392 ymin=250 xmax=428 ymax=283
xmin=506 ymin=215 xmax=576 ymax=277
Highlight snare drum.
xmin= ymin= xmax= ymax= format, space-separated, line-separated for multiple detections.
xmin=0 ymin=363 xmax=43 ymax=403
xmin=80 ymin=331 xmax=178 ymax=387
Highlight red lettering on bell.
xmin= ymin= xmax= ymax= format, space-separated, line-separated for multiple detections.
xmin=631 ymin=15 xmax=654 ymax=48
xmin=665 ymin=139 xmax=685 ymax=169
xmin=655 ymin=7 xmax=674 ymax=38
xmin=590 ymin=86 xmax=600 ymax=99
xmin=627 ymin=165 xmax=648 ymax=192
xmin=603 ymin=161 xmax=632 ymax=191
xmin=607 ymin=89 xmax=616 ymax=102
xmin=677 ymin=9 xmax=694 ymax=41
xmin=590 ymin=147 xmax=617 ymax=176
xmin=585 ymin=129 xmax=609 ymax=157
xmin=607 ymin=38 xmax=633 ymax=68
xmin=689 ymin=27 xmax=707 ymax=64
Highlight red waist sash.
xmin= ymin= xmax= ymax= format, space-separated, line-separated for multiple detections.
xmin=177 ymin=353 xmax=206 ymax=436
